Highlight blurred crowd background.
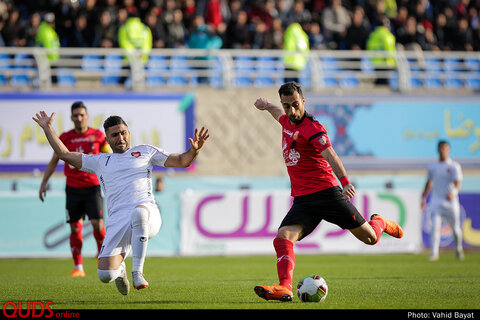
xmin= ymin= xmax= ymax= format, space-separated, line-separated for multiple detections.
xmin=1 ymin=0 xmax=479 ymax=53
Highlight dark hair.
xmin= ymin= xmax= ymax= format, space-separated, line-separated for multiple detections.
xmin=103 ymin=115 xmax=128 ymax=133
xmin=71 ymin=101 xmax=87 ymax=113
xmin=438 ymin=140 xmax=449 ymax=148
xmin=278 ymin=82 xmax=303 ymax=98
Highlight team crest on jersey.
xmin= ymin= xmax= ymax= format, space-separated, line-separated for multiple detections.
xmin=319 ymin=135 xmax=328 ymax=146
xmin=131 ymin=152 xmax=141 ymax=158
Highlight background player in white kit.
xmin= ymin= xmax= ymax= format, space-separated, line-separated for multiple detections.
xmin=33 ymin=111 xmax=210 ymax=295
xmin=421 ymin=140 xmax=464 ymax=261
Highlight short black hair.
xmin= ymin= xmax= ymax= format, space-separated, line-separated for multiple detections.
xmin=71 ymin=101 xmax=87 ymax=113
xmin=278 ymin=82 xmax=303 ymax=98
xmin=103 ymin=115 xmax=128 ymax=133
xmin=438 ymin=140 xmax=450 ymax=148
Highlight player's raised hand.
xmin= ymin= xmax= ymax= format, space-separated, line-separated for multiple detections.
xmin=33 ymin=111 xmax=55 ymax=129
xmin=189 ymin=127 xmax=210 ymax=151
xmin=254 ymin=98 xmax=270 ymax=110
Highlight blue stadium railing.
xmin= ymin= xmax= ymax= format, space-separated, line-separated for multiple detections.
xmin=0 ymin=47 xmax=479 ymax=92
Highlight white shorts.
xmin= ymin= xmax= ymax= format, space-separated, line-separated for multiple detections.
xmin=98 ymin=202 xmax=162 ymax=259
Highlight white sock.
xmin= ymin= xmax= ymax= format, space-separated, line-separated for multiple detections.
xmin=131 ymin=207 xmax=149 ymax=273
xmin=74 ymin=264 xmax=84 ymax=271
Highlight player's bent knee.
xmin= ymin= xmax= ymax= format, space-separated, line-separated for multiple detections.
xmin=131 ymin=206 xmax=149 ymax=228
xmin=97 ymin=268 xmax=120 ymax=283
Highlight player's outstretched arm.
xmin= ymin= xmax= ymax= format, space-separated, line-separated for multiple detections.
xmin=33 ymin=111 xmax=83 ymax=169
xmin=254 ymin=98 xmax=284 ymax=121
xmin=165 ymin=127 xmax=210 ymax=168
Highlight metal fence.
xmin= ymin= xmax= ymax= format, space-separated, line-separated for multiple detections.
xmin=0 ymin=47 xmax=479 ymax=92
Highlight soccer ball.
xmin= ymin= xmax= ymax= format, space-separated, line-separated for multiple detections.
xmin=296 ymin=275 xmax=328 ymax=302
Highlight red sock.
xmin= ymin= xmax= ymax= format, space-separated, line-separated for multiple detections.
xmin=93 ymin=226 xmax=106 ymax=254
xmin=69 ymin=222 xmax=83 ymax=266
xmin=274 ymin=238 xmax=295 ymax=290
xmin=369 ymin=218 xmax=385 ymax=244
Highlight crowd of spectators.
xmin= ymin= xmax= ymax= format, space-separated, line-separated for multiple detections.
xmin=1 ymin=0 xmax=480 ymax=52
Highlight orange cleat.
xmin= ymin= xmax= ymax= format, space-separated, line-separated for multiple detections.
xmin=371 ymin=214 xmax=404 ymax=238
xmin=254 ymin=284 xmax=293 ymax=302
xmin=70 ymin=268 xmax=86 ymax=277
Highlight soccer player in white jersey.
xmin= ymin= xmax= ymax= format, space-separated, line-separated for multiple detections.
xmin=421 ymin=140 xmax=464 ymax=261
xmin=33 ymin=111 xmax=209 ymax=295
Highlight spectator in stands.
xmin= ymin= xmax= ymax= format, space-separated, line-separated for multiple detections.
xmin=225 ymin=10 xmax=251 ymax=49
xmin=453 ymin=17 xmax=474 ymax=50
xmin=160 ymin=0 xmax=177 ymax=27
xmin=188 ymin=15 xmax=223 ymax=49
xmin=308 ymin=21 xmax=327 ymax=50
xmin=205 ymin=0 xmax=229 ymax=33
xmin=321 ymin=0 xmax=351 ymax=49
xmin=35 ymin=13 xmax=60 ymax=61
xmin=248 ymin=0 xmax=276 ymax=32
xmin=434 ymin=12 xmax=450 ymax=50
xmin=166 ymin=9 xmax=188 ymax=48
xmin=422 ymin=23 xmax=440 ymax=51
xmin=397 ymin=15 xmax=425 ymax=51
xmin=1 ymin=7 xmax=24 ymax=46
xmin=24 ymin=12 xmax=41 ymax=47
xmin=118 ymin=14 xmax=152 ymax=62
xmin=144 ymin=9 xmax=166 ymax=49
xmin=346 ymin=6 xmax=371 ymax=50
xmin=70 ymin=12 xmax=99 ymax=47
xmin=366 ymin=15 xmax=396 ymax=84
xmin=53 ymin=0 xmax=80 ymax=47
xmin=182 ymin=0 xmax=197 ymax=31
xmin=270 ymin=17 xmax=285 ymax=49
xmin=96 ymin=10 xmax=118 ymax=48
xmin=283 ymin=22 xmax=309 ymax=83
xmin=284 ymin=0 xmax=312 ymax=28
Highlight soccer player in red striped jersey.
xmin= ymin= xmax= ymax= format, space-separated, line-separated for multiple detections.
xmin=253 ymin=82 xmax=403 ymax=301
xmin=39 ymin=101 xmax=111 ymax=277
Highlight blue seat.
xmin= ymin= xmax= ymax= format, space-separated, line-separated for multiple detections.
xmin=102 ymin=54 xmax=123 ymax=86
xmin=444 ymin=72 xmax=463 ymax=89
xmin=82 ymin=55 xmax=102 ymax=71
xmin=254 ymin=57 xmax=280 ymax=87
xmin=209 ymin=57 xmax=223 ymax=88
xmin=167 ymin=56 xmax=197 ymax=87
xmin=340 ymin=72 xmax=359 ymax=88
xmin=424 ymin=75 xmax=442 ymax=89
xmin=360 ymin=57 xmax=374 ymax=74
xmin=0 ymin=54 xmax=9 ymax=86
xmin=444 ymin=58 xmax=462 ymax=72
xmin=146 ymin=55 xmax=168 ymax=87
xmin=464 ymin=58 xmax=480 ymax=71
xmin=425 ymin=57 xmax=442 ymax=72
xmin=234 ymin=56 xmax=254 ymax=87
xmin=466 ymin=74 xmax=480 ymax=90
xmin=321 ymin=57 xmax=339 ymax=72
xmin=57 ymin=68 xmax=76 ymax=87
xmin=11 ymin=54 xmax=35 ymax=87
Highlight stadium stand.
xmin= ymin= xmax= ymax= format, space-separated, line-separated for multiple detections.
xmin=0 ymin=0 xmax=478 ymax=92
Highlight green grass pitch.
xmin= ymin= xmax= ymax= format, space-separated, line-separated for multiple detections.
xmin=1 ymin=253 xmax=479 ymax=310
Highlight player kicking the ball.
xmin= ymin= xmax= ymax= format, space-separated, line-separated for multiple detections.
xmin=34 ymin=111 xmax=209 ymax=295
xmin=253 ymin=82 xmax=403 ymax=301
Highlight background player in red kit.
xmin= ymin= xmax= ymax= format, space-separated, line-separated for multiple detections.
xmin=253 ymin=82 xmax=404 ymax=301
xmin=39 ymin=101 xmax=111 ymax=277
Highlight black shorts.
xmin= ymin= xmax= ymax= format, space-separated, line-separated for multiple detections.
xmin=65 ymin=185 xmax=104 ymax=223
xmin=279 ymin=186 xmax=366 ymax=241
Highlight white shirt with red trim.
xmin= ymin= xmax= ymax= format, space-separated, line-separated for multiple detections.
xmin=81 ymin=144 xmax=170 ymax=215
